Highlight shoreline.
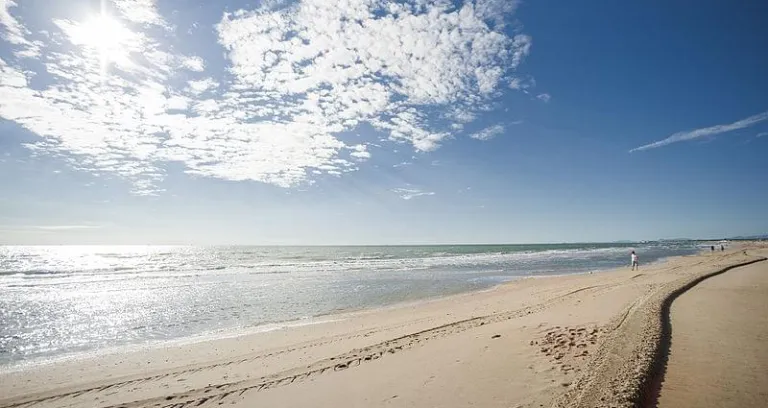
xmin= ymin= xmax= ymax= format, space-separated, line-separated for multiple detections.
xmin=1 ymin=244 xmax=764 ymax=408
xmin=0 ymin=253 xmax=673 ymax=373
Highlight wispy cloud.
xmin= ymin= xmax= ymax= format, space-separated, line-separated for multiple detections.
xmin=0 ymin=224 xmax=105 ymax=232
xmin=630 ymin=110 xmax=768 ymax=152
xmin=0 ymin=0 xmax=24 ymax=43
xmin=470 ymin=124 xmax=505 ymax=141
xmin=33 ymin=225 xmax=104 ymax=231
xmin=0 ymin=0 xmax=534 ymax=195
xmin=509 ymin=76 xmax=535 ymax=91
xmin=0 ymin=0 xmax=40 ymax=57
xmin=113 ymin=0 xmax=167 ymax=27
xmin=757 ymin=132 xmax=768 ymax=138
xmin=391 ymin=188 xmax=435 ymax=200
xmin=536 ymin=93 xmax=551 ymax=103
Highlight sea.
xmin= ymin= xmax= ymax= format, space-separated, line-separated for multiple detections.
xmin=0 ymin=242 xmax=705 ymax=368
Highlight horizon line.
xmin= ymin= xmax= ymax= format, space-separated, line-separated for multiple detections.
xmin=0 ymin=239 xmax=753 ymax=247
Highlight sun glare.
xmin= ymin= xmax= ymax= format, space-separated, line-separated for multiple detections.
xmin=74 ymin=13 xmax=134 ymax=80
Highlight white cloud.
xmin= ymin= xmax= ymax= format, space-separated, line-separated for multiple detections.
xmin=371 ymin=109 xmax=450 ymax=152
xmin=0 ymin=0 xmax=24 ymax=44
xmin=756 ymin=131 xmax=768 ymax=138
xmin=391 ymin=187 xmax=435 ymax=200
xmin=447 ymin=107 xmax=477 ymax=124
xmin=474 ymin=0 xmax=520 ymax=27
xmin=630 ymin=110 xmax=768 ymax=152
xmin=113 ymin=0 xmax=167 ymax=27
xmin=509 ymin=76 xmax=535 ymax=90
xmin=470 ymin=124 xmax=504 ymax=141
xmin=0 ymin=57 xmax=26 ymax=87
xmin=0 ymin=0 xmax=40 ymax=57
xmin=349 ymin=144 xmax=371 ymax=160
xmin=180 ymin=55 xmax=205 ymax=72
xmin=0 ymin=0 xmax=533 ymax=194
xmin=536 ymin=93 xmax=551 ymax=103
xmin=510 ymin=35 xmax=532 ymax=67
xmin=166 ymin=95 xmax=190 ymax=111
xmin=187 ymin=78 xmax=219 ymax=95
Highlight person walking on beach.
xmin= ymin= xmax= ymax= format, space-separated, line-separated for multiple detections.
xmin=631 ymin=251 xmax=639 ymax=271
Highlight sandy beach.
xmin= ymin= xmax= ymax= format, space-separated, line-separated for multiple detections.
xmin=657 ymin=252 xmax=768 ymax=407
xmin=1 ymin=244 xmax=766 ymax=408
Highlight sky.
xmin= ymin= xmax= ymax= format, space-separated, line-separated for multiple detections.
xmin=1 ymin=0 xmax=767 ymax=245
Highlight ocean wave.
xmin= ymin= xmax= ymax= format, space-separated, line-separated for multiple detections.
xmin=0 ymin=243 xmax=698 ymax=280
xmin=0 ymin=270 xmax=78 ymax=277
xmin=205 ymin=245 xmax=646 ymax=275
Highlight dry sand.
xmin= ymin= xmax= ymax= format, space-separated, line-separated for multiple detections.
xmin=657 ymin=251 xmax=768 ymax=408
xmin=1 ymin=244 xmax=766 ymax=408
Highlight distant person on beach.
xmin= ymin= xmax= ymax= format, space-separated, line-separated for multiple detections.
xmin=720 ymin=244 xmax=724 ymax=251
xmin=631 ymin=251 xmax=639 ymax=270
xmin=711 ymin=246 xmax=715 ymax=252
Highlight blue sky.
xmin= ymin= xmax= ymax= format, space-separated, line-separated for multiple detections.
xmin=1 ymin=0 xmax=767 ymax=245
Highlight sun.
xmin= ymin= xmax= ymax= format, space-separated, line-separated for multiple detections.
xmin=73 ymin=12 xmax=134 ymax=79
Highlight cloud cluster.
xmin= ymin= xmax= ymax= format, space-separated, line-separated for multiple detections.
xmin=0 ymin=0 xmax=532 ymax=194
xmin=630 ymin=110 xmax=768 ymax=152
